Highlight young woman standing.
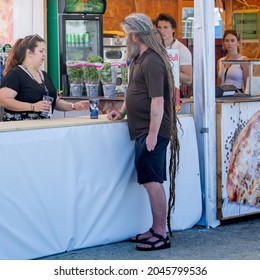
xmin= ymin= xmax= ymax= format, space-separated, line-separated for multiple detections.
xmin=217 ymin=29 xmax=249 ymax=92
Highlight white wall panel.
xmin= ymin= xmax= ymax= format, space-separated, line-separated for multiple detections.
xmin=13 ymin=0 xmax=44 ymax=40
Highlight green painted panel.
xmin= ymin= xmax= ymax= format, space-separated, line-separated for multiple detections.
xmin=47 ymin=0 xmax=59 ymax=91
xmin=233 ymin=12 xmax=258 ymax=41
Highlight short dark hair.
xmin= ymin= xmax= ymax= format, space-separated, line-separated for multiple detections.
xmin=155 ymin=13 xmax=177 ymax=29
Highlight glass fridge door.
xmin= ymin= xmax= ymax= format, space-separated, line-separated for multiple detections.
xmin=59 ymin=14 xmax=103 ymax=95
xmin=65 ymin=17 xmax=101 ymax=62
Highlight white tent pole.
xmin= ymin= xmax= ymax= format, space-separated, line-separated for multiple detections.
xmin=194 ymin=0 xmax=219 ymax=228
xmin=200 ymin=0 xmax=210 ymax=229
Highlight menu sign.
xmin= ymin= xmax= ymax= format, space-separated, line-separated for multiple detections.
xmin=64 ymin=0 xmax=106 ymax=14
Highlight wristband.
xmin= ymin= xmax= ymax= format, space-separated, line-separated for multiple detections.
xmin=31 ymin=104 xmax=34 ymax=112
xmin=72 ymin=103 xmax=76 ymax=110
xmin=120 ymin=111 xmax=126 ymax=119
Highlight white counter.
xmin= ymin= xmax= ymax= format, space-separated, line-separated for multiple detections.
xmin=0 ymin=114 xmax=201 ymax=259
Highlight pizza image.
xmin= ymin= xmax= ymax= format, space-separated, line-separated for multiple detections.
xmin=226 ymin=110 xmax=260 ymax=207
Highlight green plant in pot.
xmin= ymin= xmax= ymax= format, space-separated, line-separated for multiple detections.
xmin=97 ymin=62 xmax=117 ymax=98
xmin=83 ymin=56 xmax=103 ymax=84
xmin=121 ymin=63 xmax=128 ymax=84
xmin=67 ymin=61 xmax=84 ymax=96
xmin=97 ymin=62 xmax=114 ymax=84
xmin=120 ymin=62 xmax=128 ymax=95
xmin=67 ymin=62 xmax=84 ymax=84
xmin=83 ymin=56 xmax=103 ymax=98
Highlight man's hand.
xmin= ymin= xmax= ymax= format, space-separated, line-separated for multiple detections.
xmin=107 ymin=109 xmax=122 ymax=121
xmin=146 ymin=133 xmax=157 ymax=151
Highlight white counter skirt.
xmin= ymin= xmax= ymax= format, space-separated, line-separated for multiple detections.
xmin=0 ymin=114 xmax=201 ymax=259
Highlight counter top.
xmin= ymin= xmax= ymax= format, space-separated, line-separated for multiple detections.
xmin=181 ymin=97 xmax=193 ymax=104
xmin=216 ymin=95 xmax=260 ymax=103
xmin=61 ymin=96 xmax=125 ymax=101
xmin=0 ymin=114 xmax=190 ymax=133
xmin=0 ymin=114 xmax=125 ymax=133
xmin=62 ymin=96 xmax=194 ymax=103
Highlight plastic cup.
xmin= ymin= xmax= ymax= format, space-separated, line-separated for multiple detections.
xmin=40 ymin=95 xmax=54 ymax=117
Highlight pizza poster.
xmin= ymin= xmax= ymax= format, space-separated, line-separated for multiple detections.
xmin=219 ymin=102 xmax=260 ymax=218
xmin=167 ymin=49 xmax=180 ymax=113
xmin=0 ymin=0 xmax=13 ymax=45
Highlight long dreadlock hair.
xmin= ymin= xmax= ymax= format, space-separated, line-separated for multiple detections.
xmin=121 ymin=13 xmax=180 ymax=236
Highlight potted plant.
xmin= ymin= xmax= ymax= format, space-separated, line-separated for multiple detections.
xmin=120 ymin=62 xmax=128 ymax=94
xmin=83 ymin=56 xmax=103 ymax=98
xmin=67 ymin=61 xmax=84 ymax=96
xmin=97 ymin=62 xmax=117 ymax=98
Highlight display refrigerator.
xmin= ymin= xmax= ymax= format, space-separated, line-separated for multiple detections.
xmin=57 ymin=0 xmax=106 ymax=96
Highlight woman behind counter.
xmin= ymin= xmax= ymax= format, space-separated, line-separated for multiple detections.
xmin=0 ymin=34 xmax=88 ymax=121
xmin=217 ymin=29 xmax=249 ymax=92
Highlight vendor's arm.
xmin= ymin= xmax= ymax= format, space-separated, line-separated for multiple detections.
xmin=146 ymin=96 xmax=164 ymax=151
xmin=54 ymin=96 xmax=89 ymax=111
xmin=180 ymin=64 xmax=192 ymax=86
xmin=0 ymin=87 xmax=50 ymax=112
xmin=107 ymin=100 xmax=127 ymax=121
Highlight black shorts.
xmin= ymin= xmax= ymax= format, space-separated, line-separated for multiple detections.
xmin=134 ymin=134 xmax=169 ymax=184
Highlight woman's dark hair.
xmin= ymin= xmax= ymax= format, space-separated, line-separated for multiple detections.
xmin=222 ymin=29 xmax=240 ymax=54
xmin=3 ymin=34 xmax=45 ymax=76
xmin=223 ymin=29 xmax=240 ymax=41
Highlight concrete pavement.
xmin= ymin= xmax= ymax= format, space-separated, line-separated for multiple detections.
xmin=39 ymin=215 xmax=260 ymax=260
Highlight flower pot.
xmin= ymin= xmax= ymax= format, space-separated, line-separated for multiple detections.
xmin=70 ymin=83 xmax=83 ymax=97
xmin=86 ymin=83 xmax=99 ymax=98
xmin=121 ymin=84 xmax=128 ymax=95
xmin=102 ymin=83 xmax=116 ymax=98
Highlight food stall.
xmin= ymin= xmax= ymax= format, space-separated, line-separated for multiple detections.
xmin=216 ymin=95 xmax=260 ymax=219
xmin=0 ymin=114 xmax=201 ymax=259
xmin=212 ymin=59 xmax=260 ymax=219
xmin=193 ymin=1 xmax=260 ymax=227
xmin=1 ymin=0 xmax=259 ymax=260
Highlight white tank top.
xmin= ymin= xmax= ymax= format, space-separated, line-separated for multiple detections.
xmin=218 ymin=56 xmax=246 ymax=89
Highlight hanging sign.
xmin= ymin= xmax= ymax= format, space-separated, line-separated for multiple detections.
xmin=64 ymin=0 xmax=106 ymax=14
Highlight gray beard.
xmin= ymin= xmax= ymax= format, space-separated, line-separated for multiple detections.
xmin=126 ymin=43 xmax=140 ymax=60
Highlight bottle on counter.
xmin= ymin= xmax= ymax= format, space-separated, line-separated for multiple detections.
xmin=89 ymin=99 xmax=99 ymax=119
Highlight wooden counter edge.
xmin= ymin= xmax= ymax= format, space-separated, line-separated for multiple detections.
xmin=0 ymin=115 xmax=126 ymax=133
xmin=0 ymin=114 xmax=192 ymax=133
xmin=216 ymin=96 xmax=260 ymax=103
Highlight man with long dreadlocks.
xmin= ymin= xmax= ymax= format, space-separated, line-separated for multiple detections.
xmin=107 ymin=13 xmax=179 ymax=251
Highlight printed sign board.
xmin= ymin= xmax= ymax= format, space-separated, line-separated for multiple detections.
xmin=167 ymin=49 xmax=180 ymax=112
xmin=217 ymin=102 xmax=260 ymax=219
xmin=64 ymin=0 xmax=106 ymax=14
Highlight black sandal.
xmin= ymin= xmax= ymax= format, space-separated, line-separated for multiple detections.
xmin=129 ymin=228 xmax=154 ymax=243
xmin=136 ymin=232 xmax=171 ymax=251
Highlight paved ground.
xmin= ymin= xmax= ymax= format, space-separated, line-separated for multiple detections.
xmin=39 ymin=215 xmax=260 ymax=260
